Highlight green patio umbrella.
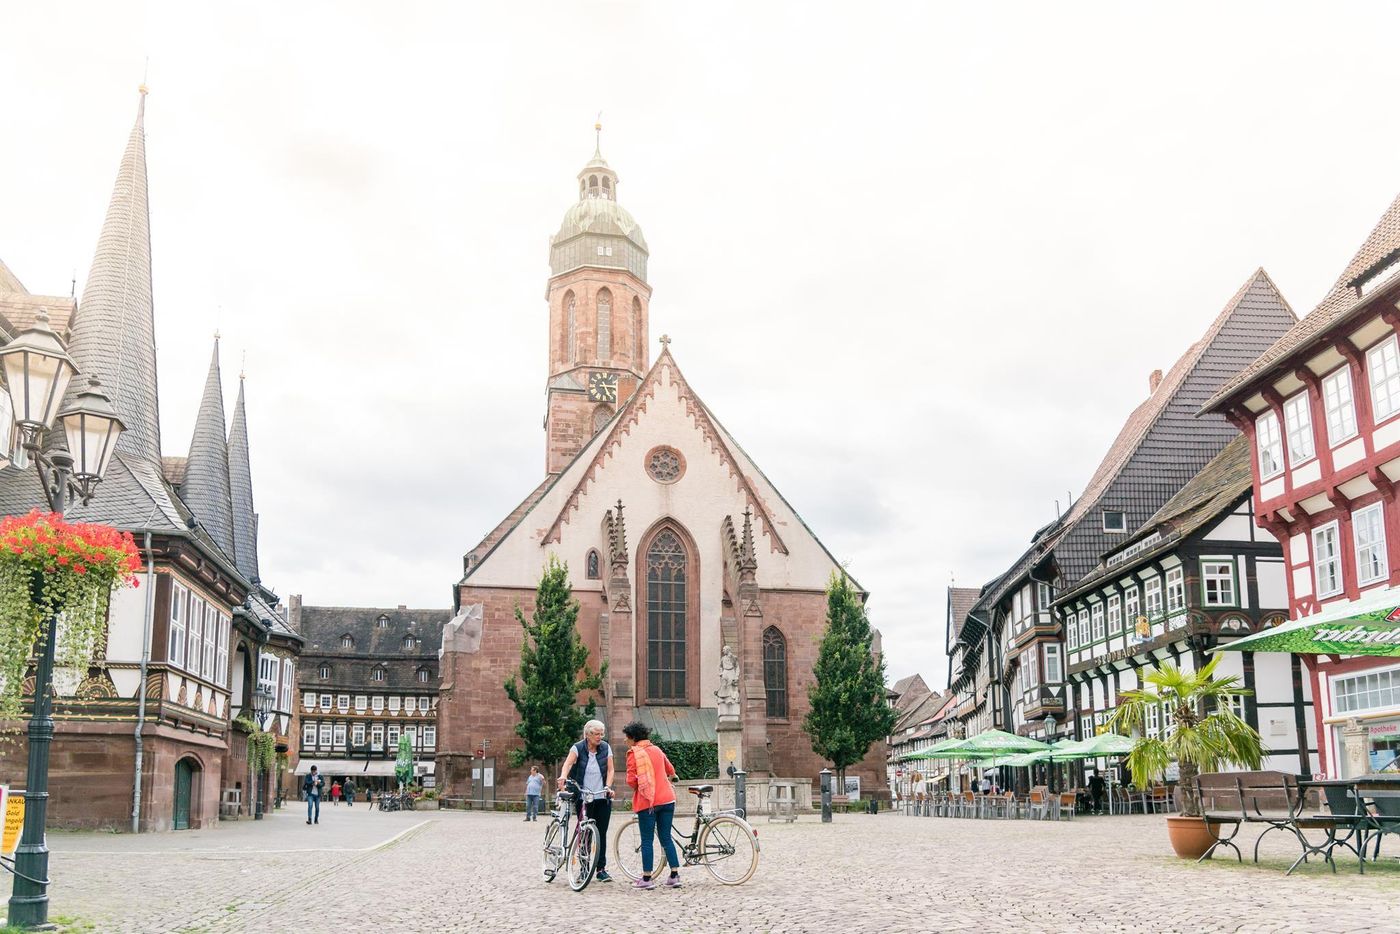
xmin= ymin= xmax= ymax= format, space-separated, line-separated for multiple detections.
xmin=902 ymin=736 xmax=972 ymax=761
xmin=1074 ymin=732 xmax=1135 ymax=757
xmin=1214 ymin=588 xmax=1400 ymax=657
xmin=956 ymin=729 xmax=1051 ymax=755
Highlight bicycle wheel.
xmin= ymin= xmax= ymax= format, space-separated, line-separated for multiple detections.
xmin=568 ymin=821 xmax=598 ymax=891
xmin=541 ymin=820 xmax=564 ymax=882
xmin=698 ymin=815 xmax=759 ymax=884
xmin=611 ymin=816 xmax=668 ymax=881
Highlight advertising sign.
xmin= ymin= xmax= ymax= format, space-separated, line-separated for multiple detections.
xmin=843 ymin=776 xmax=861 ymax=801
xmin=1134 ymin=615 xmax=1151 ymax=642
xmin=2 ymin=787 xmax=25 ymax=856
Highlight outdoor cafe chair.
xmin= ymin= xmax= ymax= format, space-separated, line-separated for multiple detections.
xmin=1367 ymin=792 xmax=1400 ymax=859
xmin=1056 ymin=792 xmax=1077 ymax=821
xmin=1025 ymin=788 xmax=1049 ymax=820
xmin=960 ymin=790 xmax=977 ymax=818
xmin=1148 ymin=785 xmax=1173 ymax=814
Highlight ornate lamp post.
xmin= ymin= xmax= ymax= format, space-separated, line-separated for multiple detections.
xmin=1043 ymin=713 xmax=1059 ymax=793
xmin=252 ymin=686 xmax=274 ymax=820
xmin=1 ymin=311 xmax=124 ymax=930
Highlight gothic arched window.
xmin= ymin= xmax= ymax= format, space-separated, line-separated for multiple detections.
xmin=596 ymin=288 xmax=612 ymax=359
xmin=646 ymin=529 xmax=689 ymax=703
xmin=633 ymin=297 xmax=644 ymax=364
xmin=586 ymin=549 xmax=601 ymax=580
xmin=763 ymin=626 xmax=788 ymax=718
xmin=565 ymin=291 xmax=577 ymax=363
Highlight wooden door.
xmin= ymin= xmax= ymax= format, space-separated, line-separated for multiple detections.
xmin=174 ymin=759 xmax=194 ymax=830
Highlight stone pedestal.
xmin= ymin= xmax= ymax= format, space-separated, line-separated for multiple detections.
xmin=717 ymin=718 xmax=743 ymax=774
xmin=1341 ymin=718 xmax=1371 ymax=778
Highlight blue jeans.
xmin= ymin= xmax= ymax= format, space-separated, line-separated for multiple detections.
xmin=525 ymin=794 xmax=541 ymax=820
xmin=637 ymin=802 xmax=679 ymax=876
xmin=307 ymin=793 xmax=320 ymax=822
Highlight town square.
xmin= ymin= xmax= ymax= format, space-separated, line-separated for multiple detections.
xmin=3 ymin=3 xmax=1400 ymax=932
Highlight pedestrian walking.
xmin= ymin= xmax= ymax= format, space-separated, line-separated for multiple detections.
xmin=524 ymin=766 xmax=544 ymax=822
xmin=303 ymin=765 xmax=323 ymax=825
xmin=1089 ymin=769 xmax=1106 ymax=814
xmin=622 ymin=720 xmax=680 ymax=890
xmin=557 ymin=720 xmax=616 ymax=882
xmin=331 ymin=780 xmax=342 ymax=806
xmin=344 ymin=778 xmax=356 ymax=808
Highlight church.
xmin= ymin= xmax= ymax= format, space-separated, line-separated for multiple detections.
xmin=436 ymin=133 xmax=888 ymax=800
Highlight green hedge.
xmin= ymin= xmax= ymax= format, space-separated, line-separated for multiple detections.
xmin=655 ymin=740 xmax=719 ymax=780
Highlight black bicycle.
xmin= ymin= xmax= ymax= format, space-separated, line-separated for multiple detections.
xmin=541 ymin=779 xmax=602 ymax=891
xmin=612 ymin=784 xmax=760 ymax=885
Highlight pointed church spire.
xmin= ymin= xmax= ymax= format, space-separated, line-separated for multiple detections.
xmin=183 ymin=337 xmax=236 ymax=560
xmin=227 ymin=371 xmax=260 ymax=582
xmin=68 ymin=85 xmax=161 ymax=464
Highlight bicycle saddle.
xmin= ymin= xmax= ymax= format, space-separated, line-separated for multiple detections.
xmin=688 ymin=784 xmax=715 ymax=796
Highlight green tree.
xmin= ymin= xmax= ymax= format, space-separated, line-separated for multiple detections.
xmin=1108 ymin=656 xmax=1263 ymax=817
xmin=803 ymin=571 xmax=897 ymax=784
xmin=504 ymin=556 xmax=606 ymax=771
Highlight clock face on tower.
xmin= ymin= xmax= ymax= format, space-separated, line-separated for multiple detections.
xmin=587 ymin=371 xmax=619 ymax=403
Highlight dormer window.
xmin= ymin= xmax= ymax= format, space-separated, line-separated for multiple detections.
xmin=417 ymin=667 xmax=431 ymax=683
xmin=372 ymin=667 xmax=386 ymax=683
xmin=402 ymin=635 xmax=417 ymax=651
xmin=1102 ymin=511 xmax=1127 ymax=533
xmin=377 ymin=615 xmax=389 ymax=629
xmin=340 ymin=634 xmax=354 ymax=649
xmin=319 ymin=664 xmax=330 ymax=680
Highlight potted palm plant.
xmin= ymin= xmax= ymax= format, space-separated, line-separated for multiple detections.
xmin=1108 ymin=656 xmax=1263 ymax=859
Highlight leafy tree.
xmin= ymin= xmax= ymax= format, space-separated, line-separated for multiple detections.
xmin=803 ymin=571 xmax=897 ymax=784
xmin=504 ymin=556 xmax=606 ymax=770
xmin=1109 ymin=655 xmax=1262 ymax=817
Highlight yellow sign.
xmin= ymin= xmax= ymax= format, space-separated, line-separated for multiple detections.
xmin=3 ymin=790 xmax=24 ymax=856
xmin=1135 ymin=615 xmax=1151 ymax=640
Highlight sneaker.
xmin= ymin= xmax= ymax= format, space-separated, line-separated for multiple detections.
xmin=306 ymin=820 xmax=311 ymax=825
xmin=596 ymin=870 xmax=612 ymax=882
xmin=664 ymin=875 xmax=682 ymax=888
xmin=633 ymin=879 xmax=656 ymax=890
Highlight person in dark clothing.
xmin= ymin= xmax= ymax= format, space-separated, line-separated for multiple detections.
xmin=1088 ymin=769 xmax=1106 ymax=814
xmin=303 ymin=765 xmax=323 ymax=824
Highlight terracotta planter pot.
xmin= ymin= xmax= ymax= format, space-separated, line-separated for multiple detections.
xmin=1165 ymin=815 xmax=1217 ymax=859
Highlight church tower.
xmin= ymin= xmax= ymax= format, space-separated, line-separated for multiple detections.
xmin=544 ymin=124 xmax=652 ymax=474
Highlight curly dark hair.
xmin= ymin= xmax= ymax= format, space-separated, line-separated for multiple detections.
xmin=621 ymin=720 xmax=651 ymax=741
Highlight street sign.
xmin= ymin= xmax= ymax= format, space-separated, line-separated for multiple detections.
xmin=2 ymin=786 xmax=25 ymax=856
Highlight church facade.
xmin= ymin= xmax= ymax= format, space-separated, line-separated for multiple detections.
xmin=436 ymin=137 xmax=887 ymax=800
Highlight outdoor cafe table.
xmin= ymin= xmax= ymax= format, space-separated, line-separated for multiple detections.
xmin=1297 ymin=776 xmax=1400 ymax=871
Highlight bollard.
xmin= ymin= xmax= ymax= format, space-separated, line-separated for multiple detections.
xmin=820 ymin=768 xmax=832 ymax=823
xmin=734 ymin=769 xmax=747 ymax=819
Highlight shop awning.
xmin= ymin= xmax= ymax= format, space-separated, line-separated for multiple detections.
xmin=1214 ymin=589 xmax=1400 ymax=657
xmin=294 ymin=758 xmax=399 ymax=776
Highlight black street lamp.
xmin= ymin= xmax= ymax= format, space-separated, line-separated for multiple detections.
xmin=1 ymin=311 xmax=124 ymax=930
xmin=1043 ymin=713 xmax=1059 ymax=793
xmin=252 ymin=686 xmax=275 ymax=820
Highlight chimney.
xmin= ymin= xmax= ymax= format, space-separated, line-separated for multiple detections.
xmin=398 ymin=604 xmax=408 ymax=610
xmin=1149 ymin=369 xmax=1163 ymax=394
xmin=287 ymin=593 xmax=302 ymax=633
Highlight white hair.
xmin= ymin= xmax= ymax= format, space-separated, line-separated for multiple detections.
xmin=584 ymin=719 xmax=606 ymax=735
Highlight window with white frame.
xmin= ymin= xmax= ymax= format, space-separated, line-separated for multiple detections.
xmin=258 ymin=654 xmax=278 ymax=700
xmin=1079 ymin=715 xmax=1093 ymax=739
xmin=1166 ymin=567 xmax=1185 ymax=613
xmin=1078 ymin=608 xmax=1090 ymax=645
xmin=1124 ymin=587 xmax=1140 ymax=623
xmin=1043 ymin=643 xmax=1062 ymax=683
xmin=1161 ymin=704 xmax=1175 ymax=737
xmin=352 ymin=722 xmax=366 ymax=746
xmin=1144 ymin=577 xmax=1163 ymax=618
xmin=303 ymin=691 xmax=316 ymax=710
xmin=1334 ymin=667 xmax=1400 ymax=713
xmin=1146 ymin=703 xmax=1160 ymax=738
xmin=1313 ymin=521 xmax=1343 ymax=598
xmin=1202 ymin=560 xmax=1236 ymax=606
xmin=423 ymin=726 xmax=436 ymax=748
xmin=372 ymin=667 xmax=386 ymax=682
xmin=337 ymin=694 xmax=350 ymax=712
xmin=388 ymin=696 xmax=401 ymax=713
xmin=1323 ymin=366 xmax=1358 ymax=445
xmin=1227 ymin=693 xmax=1247 ymax=721
xmin=1022 ymin=651 xmax=1039 ymax=692
xmin=168 ymin=582 xmax=187 ymax=667
xmin=377 ymin=615 xmax=389 ymax=628
xmin=216 ymin=614 xmax=231 ymax=688
xmin=187 ymin=596 xmax=204 ymax=678
xmin=1103 ymin=510 xmax=1127 ymax=533
xmin=1256 ymin=411 xmax=1284 ymax=479
xmin=340 ymin=634 xmax=354 ymax=649
xmin=387 ymin=724 xmax=400 ymax=745
xmin=372 ymin=696 xmax=385 ymax=713
xmin=303 ymin=722 xmax=316 ymax=747
xmin=333 ymin=723 xmax=346 ymax=747
xmin=1066 ymin=611 xmax=1079 ymax=649
xmin=419 ymin=696 xmax=431 ymax=713
xmin=1283 ymin=391 xmax=1315 ymax=464
xmin=1107 ymin=594 xmax=1122 ymax=632
xmin=280 ymin=658 xmax=293 ymax=711
xmin=1036 ymin=582 xmax=1052 ymax=611
xmin=417 ymin=667 xmax=430 ymax=683
xmin=202 ymin=607 xmax=217 ymax=680
xmin=1090 ymin=603 xmax=1105 ymax=642
xmin=1354 ymin=503 xmax=1388 ymax=587
xmin=404 ymin=725 xmax=417 ymax=748
xmin=319 ymin=664 xmax=330 ymax=680
xmin=319 ymin=723 xmax=332 ymax=746
xmin=355 ymin=695 xmax=368 ymax=711
xmin=371 ymin=723 xmax=385 ymax=748
xmin=1369 ymin=334 xmax=1400 ymax=422
xmin=319 ymin=693 xmax=332 ymax=711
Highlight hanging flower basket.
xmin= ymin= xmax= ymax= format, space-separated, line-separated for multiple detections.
xmin=0 ymin=510 xmax=141 ymax=725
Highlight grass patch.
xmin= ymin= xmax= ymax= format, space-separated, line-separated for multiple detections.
xmin=0 ymin=915 xmax=96 ymax=934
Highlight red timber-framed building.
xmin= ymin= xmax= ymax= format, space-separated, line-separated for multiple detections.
xmin=1206 ymin=191 xmax=1400 ymax=778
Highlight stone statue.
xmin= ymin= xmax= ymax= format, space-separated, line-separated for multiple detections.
xmin=715 ymin=644 xmax=741 ymax=719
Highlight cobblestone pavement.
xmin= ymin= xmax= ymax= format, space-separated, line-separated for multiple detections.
xmin=31 ymin=807 xmax=1400 ymax=932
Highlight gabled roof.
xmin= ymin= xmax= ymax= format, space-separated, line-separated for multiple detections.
xmin=1207 ymin=191 xmax=1400 ymax=412
xmin=299 ymin=606 xmax=452 ymax=662
xmin=946 ymin=586 xmax=981 ymax=646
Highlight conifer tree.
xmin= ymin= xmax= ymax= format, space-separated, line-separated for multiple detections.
xmin=505 ymin=556 xmax=606 ymax=770
xmin=803 ymin=571 xmax=897 ymax=785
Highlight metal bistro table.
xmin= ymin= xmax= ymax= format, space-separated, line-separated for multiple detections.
xmin=1297 ymin=775 xmax=1400 ymax=873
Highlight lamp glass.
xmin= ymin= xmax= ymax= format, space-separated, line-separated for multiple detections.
xmin=1 ymin=348 xmax=74 ymax=431
xmin=0 ymin=390 xmax=13 ymax=469
xmin=62 ymin=410 xmax=123 ymax=481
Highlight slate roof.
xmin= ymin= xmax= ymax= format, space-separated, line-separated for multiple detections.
xmin=299 ymin=606 xmax=452 ymax=659
xmin=1207 ymin=191 xmax=1400 ymax=412
xmin=947 ymin=587 xmax=981 ymax=643
xmin=67 ymin=89 xmax=162 ymax=465
xmin=227 ymin=378 xmax=259 ymax=582
xmin=181 ymin=340 xmax=236 ymax=560
xmin=1058 ymin=435 xmax=1254 ymax=601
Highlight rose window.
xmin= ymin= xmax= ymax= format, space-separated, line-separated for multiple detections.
xmin=647 ymin=447 xmax=683 ymax=483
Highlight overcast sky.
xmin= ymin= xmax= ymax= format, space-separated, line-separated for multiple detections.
xmin=6 ymin=2 xmax=1400 ymax=687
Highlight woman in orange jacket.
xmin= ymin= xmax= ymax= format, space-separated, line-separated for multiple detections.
xmin=623 ymin=721 xmax=681 ymax=889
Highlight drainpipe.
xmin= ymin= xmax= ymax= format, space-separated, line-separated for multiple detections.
xmin=131 ymin=533 xmax=155 ymax=833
